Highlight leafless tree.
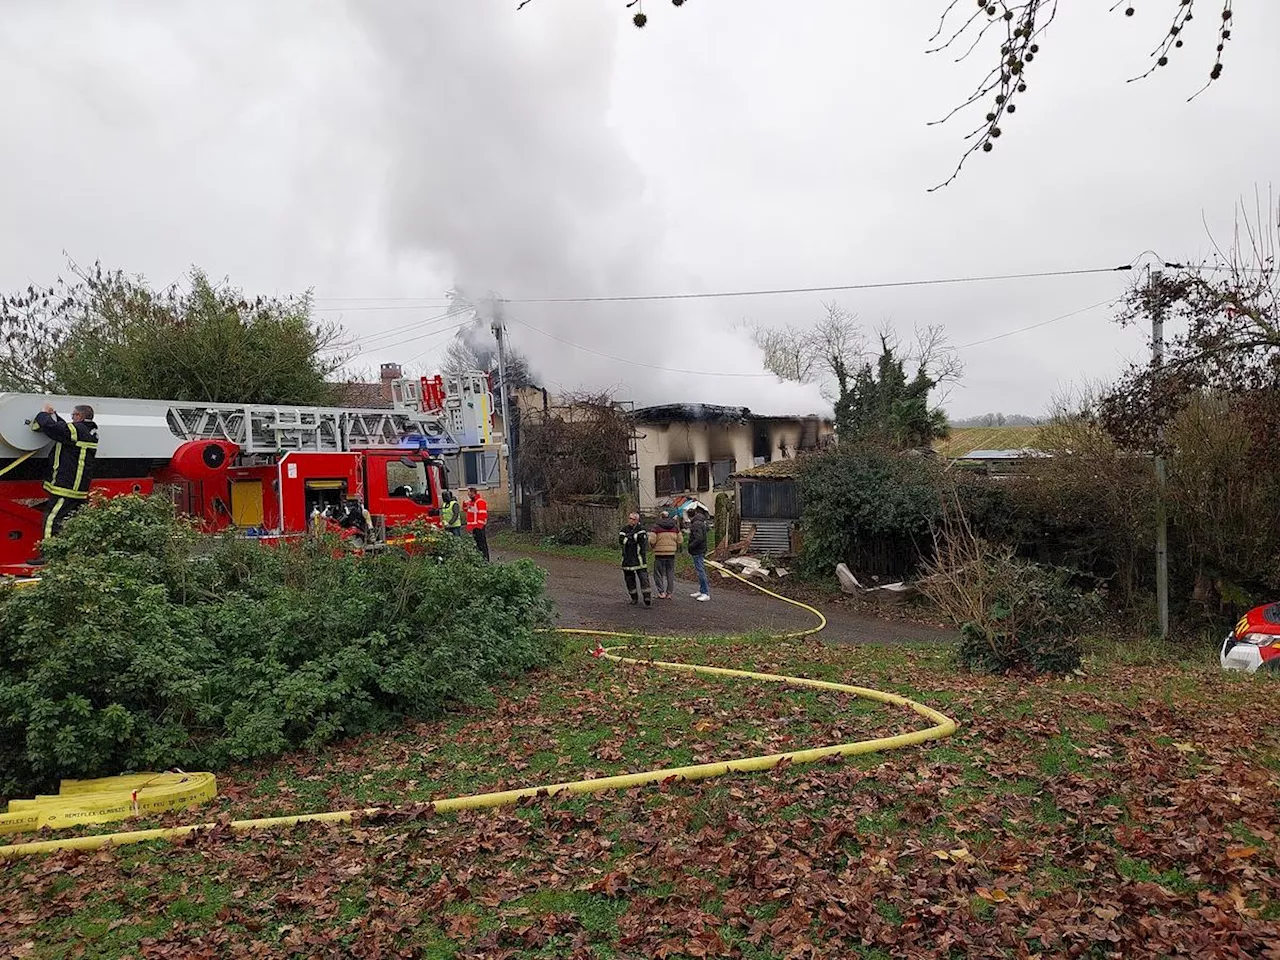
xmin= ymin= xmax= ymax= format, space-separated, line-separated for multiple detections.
xmin=1101 ymin=191 xmax=1280 ymax=449
xmin=517 ymin=389 xmax=634 ymax=501
xmin=749 ymin=323 xmax=818 ymax=384
xmin=752 ymin=301 xmax=866 ymax=402
xmin=908 ymin=323 xmax=964 ymax=387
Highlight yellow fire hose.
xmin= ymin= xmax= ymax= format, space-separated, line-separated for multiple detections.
xmin=0 ymin=449 xmax=36 ymax=479
xmin=0 ymin=773 xmax=218 ymax=835
xmin=0 ymin=561 xmax=956 ymax=860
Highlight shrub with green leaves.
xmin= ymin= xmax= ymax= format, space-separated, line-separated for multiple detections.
xmin=0 ymin=496 xmax=556 ymax=798
xmin=797 ymin=445 xmax=946 ymax=578
xmin=920 ymin=512 xmax=1099 ymax=674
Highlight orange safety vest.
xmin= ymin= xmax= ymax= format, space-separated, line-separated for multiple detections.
xmin=465 ymin=495 xmax=488 ymax=530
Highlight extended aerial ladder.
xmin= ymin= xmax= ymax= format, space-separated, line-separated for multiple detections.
xmin=0 ymin=393 xmax=461 ymax=464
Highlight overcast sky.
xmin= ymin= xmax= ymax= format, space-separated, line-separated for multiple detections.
xmin=1 ymin=1 xmax=1276 ymax=417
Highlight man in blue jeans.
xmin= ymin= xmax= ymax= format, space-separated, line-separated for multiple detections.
xmin=687 ymin=508 xmax=710 ymax=601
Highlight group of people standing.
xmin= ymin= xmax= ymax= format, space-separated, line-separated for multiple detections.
xmin=440 ymin=486 xmax=490 ymax=561
xmin=618 ymin=507 xmax=712 ymax=607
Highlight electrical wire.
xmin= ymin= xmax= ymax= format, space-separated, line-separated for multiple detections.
xmin=312 ymin=303 xmax=455 ymax=313
xmin=325 ymin=268 xmax=1136 ymax=381
xmin=342 ymin=307 xmax=475 ymax=350
xmin=498 ymin=264 xmax=1133 ymax=305
xmin=306 ymin=263 xmax=1134 ymax=311
xmin=955 ymin=297 xmax=1119 ymax=350
xmin=344 ymin=318 xmax=480 ymax=364
xmin=311 ymin=297 xmax=453 ymax=304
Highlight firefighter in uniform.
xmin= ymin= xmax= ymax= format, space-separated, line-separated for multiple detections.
xmin=440 ymin=489 xmax=464 ymax=538
xmin=31 ymin=402 xmax=99 ymax=543
xmin=465 ymin=486 xmax=490 ymax=562
xmin=619 ymin=512 xmax=652 ymax=607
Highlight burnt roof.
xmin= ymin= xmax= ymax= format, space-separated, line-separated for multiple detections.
xmin=632 ymin=403 xmax=751 ymax=424
xmin=632 ymin=403 xmax=830 ymax=425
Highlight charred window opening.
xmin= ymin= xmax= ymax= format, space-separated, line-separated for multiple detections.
xmin=752 ymin=424 xmax=771 ymax=462
xmin=655 ymin=461 xmax=718 ymax=496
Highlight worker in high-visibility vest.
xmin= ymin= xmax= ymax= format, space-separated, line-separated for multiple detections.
xmin=465 ymin=486 xmax=490 ymax=562
xmin=440 ymin=489 xmax=464 ymax=538
xmin=30 ymin=402 xmax=99 ymax=546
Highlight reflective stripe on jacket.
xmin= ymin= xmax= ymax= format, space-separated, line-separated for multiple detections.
xmin=33 ymin=412 xmax=98 ymax=500
xmin=441 ymin=500 xmax=463 ymax=529
xmin=465 ymin=496 xmax=488 ymax=530
xmin=619 ymin=524 xmax=648 ymax=571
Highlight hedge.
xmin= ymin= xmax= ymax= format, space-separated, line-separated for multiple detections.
xmin=0 ymin=496 xmax=556 ymax=798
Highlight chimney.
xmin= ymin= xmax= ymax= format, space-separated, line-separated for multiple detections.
xmin=380 ymin=362 xmax=402 ymax=403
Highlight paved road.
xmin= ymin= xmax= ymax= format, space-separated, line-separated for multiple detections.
xmin=495 ymin=548 xmax=956 ymax=645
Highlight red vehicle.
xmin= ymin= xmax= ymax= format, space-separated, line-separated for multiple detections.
xmin=1220 ymin=603 xmax=1280 ymax=673
xmin=0 ymin=389 xmax=479 ymax=577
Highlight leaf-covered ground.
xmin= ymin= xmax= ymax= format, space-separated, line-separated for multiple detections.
xmin=3 ymin=636 xmax=1279 ymax=959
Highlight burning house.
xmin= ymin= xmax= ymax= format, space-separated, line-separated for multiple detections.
xmin=632 ymin=403 xmax=832 ymax=513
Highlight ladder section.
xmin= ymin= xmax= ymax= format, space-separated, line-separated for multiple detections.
xmin=391 ymin=372 xmax=494 ymax=448
xmin=165 ymin=403 xmax=459 ymax=455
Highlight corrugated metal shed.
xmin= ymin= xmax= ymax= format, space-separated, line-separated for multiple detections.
xmin=748 ymin=520 xmax=792 ymax=556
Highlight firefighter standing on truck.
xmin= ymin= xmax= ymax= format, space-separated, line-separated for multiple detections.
xmin=31 ymin=402 xmax=98 ymax=544
xmin=465 ymin=486 xmax=490 ymax=562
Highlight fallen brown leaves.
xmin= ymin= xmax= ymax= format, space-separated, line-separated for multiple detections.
xmin=2 ymin=641 xmax=1279 ymax=959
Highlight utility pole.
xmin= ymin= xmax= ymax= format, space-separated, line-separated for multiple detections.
xmin=490 ymin=297 xmax=518 ymax=527
xmin=1151 ymin=269 xmax=1170 ymax=639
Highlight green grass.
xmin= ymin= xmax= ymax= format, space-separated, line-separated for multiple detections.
xmin=5 ymin=633 xmax=1280 ymax=958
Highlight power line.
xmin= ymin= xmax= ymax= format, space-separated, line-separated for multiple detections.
xmin=509 ymin=297 xmax=1124 ymax=379
xmin=499 ymin=264 xmax=1133 ymax=305
xmin=345 ymin=317 xmax=479 ymax=363
xmin=311 ymin=296 xmax=453 ymax=304
xmin=344 ymin=306 xmax=475 ymax=349
xmin=404 ymin=325 xmax=466 ymax=367
xmin=313 ymin=302 xmax=454 ymax=313
xmin=304 ymin=263 xmax=1134 ymax=309
xmin=955 ymin=298 xmax=1118 ymax=350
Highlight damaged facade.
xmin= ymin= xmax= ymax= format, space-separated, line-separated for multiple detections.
xmin=633 ymin=403 xmax=832 ymax=513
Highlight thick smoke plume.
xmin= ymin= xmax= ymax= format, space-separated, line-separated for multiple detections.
xmin=348 ymin=0 xmax=827 ymax=416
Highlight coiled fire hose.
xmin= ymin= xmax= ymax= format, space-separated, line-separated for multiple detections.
xmin=0 ymin=560 xmax=956 ymax=859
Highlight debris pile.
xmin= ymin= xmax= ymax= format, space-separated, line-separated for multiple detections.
xmin=835 ymin=563 xmax=917 ymax=604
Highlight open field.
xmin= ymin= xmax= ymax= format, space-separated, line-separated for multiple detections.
xmin=3 ymin=629 xmax=1278 ymax=959
xmin=932 ymin=426 xmax=1044 ymax=459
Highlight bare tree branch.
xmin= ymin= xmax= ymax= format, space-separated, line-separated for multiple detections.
xmin=523 ymin=1 xmax=1241 ymax=189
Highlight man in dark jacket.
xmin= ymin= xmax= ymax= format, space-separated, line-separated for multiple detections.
xmin=619 ymin=512 xmax=652 ymax=607
xmin=31 ymin=402 xmax=98 ymax=542
xmin=687 ymin=507 xmax=711 ymax=601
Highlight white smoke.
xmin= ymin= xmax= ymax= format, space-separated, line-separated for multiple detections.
xmin=347 ymin=0 xmax=828 ymax=417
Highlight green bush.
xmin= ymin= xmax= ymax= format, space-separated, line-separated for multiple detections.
xmin=797 ymin=445 xmax=946 ymax=578
xmin=0 ymin=496 xmax=556 ymax=798
xmin=920 ymin=515 xmax=1098 ymax=674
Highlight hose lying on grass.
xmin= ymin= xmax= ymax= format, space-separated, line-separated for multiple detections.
xmin=0 ymin=561 xmax=957 ymax=860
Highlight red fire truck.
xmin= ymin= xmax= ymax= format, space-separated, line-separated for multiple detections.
xmin=0 ymin=380 xmax=495 ymax=577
